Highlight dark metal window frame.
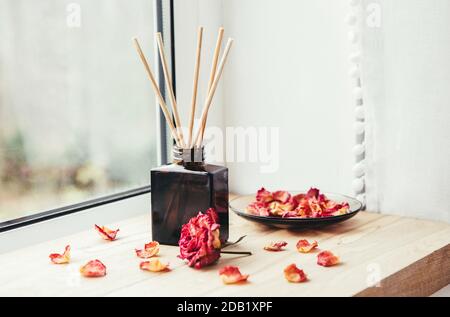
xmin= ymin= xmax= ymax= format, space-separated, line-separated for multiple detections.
xmin=0 ymin=0 xmax=175 ymax=233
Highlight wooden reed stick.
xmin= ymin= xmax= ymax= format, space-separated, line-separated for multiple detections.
xmin=156 ymin=33 xmax=186 ymax=148
xmin=207 ymin=27 xmax=225 ymax=93
xmin=194 ymin=38 xmax=234 ymax=147
xmin=187 ymin=26 xmax=204 ymax=148
xmin=132 ymin=37 xmax=181 ymax=146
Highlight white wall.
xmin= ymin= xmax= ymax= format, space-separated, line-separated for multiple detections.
xmin=222 ymin=0 xmax=355 ymax=195
xmin=173 ymin=0 xmax=450 ymax=222
xmin=173 ymin=0 xmax=225 ymax=158
xmin=174 ymin=0 xmax=355 ymax=195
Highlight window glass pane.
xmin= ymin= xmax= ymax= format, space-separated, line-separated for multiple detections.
xmin=0 ymin=0 xmax=158 ymax=222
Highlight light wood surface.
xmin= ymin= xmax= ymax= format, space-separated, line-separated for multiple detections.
xmin=0 ymin=209 xmax=448 ymax=297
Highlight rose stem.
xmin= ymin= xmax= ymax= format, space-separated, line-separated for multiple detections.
xmin=220 ymin=251 xmax=252 ymax=256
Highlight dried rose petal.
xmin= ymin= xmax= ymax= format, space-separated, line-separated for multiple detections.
xmin=267 ymin=201 xmax=284 ymax=216
xmin=80 ymin=259 xmax=106 ymax=277
xmin=256 ymin=187 xmax=273 ymax=203
xmin=281 ymin=211 xmax=298 ymax=218
xmin=293 ymin=193 xmax=306 ymax=203
xmin=95 ymin=224 xmax=119 ymax=241
xmin=246 ymin=202 xmax=270 ymax=217
xmin=284 ymin=264 xmax=307 ymax=283
xmin=306 ymin=188 xmax=320 ymax=199
xmin=317 ymin=250 xmax=340 ymax=267
xmin=135 ymin=241 xmax=160 ymax=259
xmin=296 ymin=239 xmax=318 ymax=253
xmin=219 ymin=266 xmax=249 ymax=284
xmin=324 ymin=201 xmax=350 ymax=216
xmin=309 ymin=199 xmax=323 ymax=216
xmin=49 ymin=245 xmax=71 ymax=264
xmin=264 ymin=241 xmax=288 ymax=251
xmin=140 ymin=259 xmax=170 ymax=272
xmin=272 ymin=190 xmax=291 ymax=203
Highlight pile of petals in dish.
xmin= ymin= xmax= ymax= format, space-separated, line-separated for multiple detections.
xmin=247 ymin=187 xmax=350 ymax=218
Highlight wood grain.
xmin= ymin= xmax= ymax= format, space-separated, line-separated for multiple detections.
xmin=0 ymin=210 xmax=448 ymax=297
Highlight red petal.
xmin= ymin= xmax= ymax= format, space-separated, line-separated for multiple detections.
xmin=95 ymin=224 xmax=119 ymax=241
xmin=296 ymin=239 xmax=318 ymax=253
xmin=306 ymin=188 xmax=320 ymax=199
xmin=135 ymin=241 xmax=160 ymax=259
xmin=256 ymin=187 xmax=274 ymax=203
xmin=246 ymin=202 xmax=270 ymax=217
xmin=219 ymin=266 xmax=249 ymax=284
xmin=140 ymin=259 xmax=170 ymax=272
xmin=264 ymin=241 xmax=288 ymax=251
xmin=80 ymin=260 xmax=106 ymax=277
xmin=206 ymin=208 xmax=220 ymax=224
xmin=272 ymin=191 xmax=291 ymax=203
xmin=267 ymin=201 xmax=284 ymax=216
xmin=49 ymin=245 xmax=71 ymax=264
xmin=317 ymin=250 xmax=340 ymax=267
xmin=284 ymin=264 xmax=307 ymax=283
xmin=293 ymin=193 xmax=306 ymax=203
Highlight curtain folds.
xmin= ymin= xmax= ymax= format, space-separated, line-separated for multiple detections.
xmin=361 ymin=0 xmax=450 ymax=222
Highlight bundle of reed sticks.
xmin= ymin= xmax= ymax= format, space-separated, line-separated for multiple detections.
xmin=133 ymin=27 xmax=233 ymax=149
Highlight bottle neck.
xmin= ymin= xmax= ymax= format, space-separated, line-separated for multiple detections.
xmin=173 ymin=146 xmax=205 ymax=170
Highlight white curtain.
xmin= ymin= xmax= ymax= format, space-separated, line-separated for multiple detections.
xmin=362 ymin=0 xmax=450 ymax=222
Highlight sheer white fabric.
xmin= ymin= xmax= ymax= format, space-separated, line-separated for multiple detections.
xmin=361 ymin=0 xmax=450 ymax=222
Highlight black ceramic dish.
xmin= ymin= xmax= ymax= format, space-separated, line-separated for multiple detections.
xmin=230 ymin=192 xmax=363 ymax=229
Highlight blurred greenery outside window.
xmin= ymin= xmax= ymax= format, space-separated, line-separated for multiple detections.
xmin=0 ymin=0 xmax=159 ymax=222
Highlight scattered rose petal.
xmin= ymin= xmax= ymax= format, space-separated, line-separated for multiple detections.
xmin=140 ymin=259 xmax=170 ymax=272
xmin=135 ymin=241 xmax=160 ymax=259
xmin=219 ymin=266 xmax=249 ymax=285
xmin=317 ymin=250 xmax=340 ymax=267
xmin=296 ymin=239 xmax=318 ymax=253
xmin=284 ymin=264 xmax=307 ymax=283
xmin=80 ymin=259 xmax=107 ymax=277
xmin=264 ymin=241 xmax=288 ymax=251
xmin=95 ymin=224 xmax=119 ymax=241
xmin=49 ymin=245 xmax=71 ymax=264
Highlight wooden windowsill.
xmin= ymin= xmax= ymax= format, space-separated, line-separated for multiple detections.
xmin=0 ymin=201 xmax=449 ymax=297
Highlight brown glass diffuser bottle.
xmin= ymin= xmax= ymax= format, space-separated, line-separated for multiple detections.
xmin=151 ymin=146 xmax=229 ymax=245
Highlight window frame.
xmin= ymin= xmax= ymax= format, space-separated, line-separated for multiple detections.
xmin=0 ymin=0 xmax=175 ymax=233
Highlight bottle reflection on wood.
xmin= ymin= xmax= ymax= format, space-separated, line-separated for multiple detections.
xmin=151 ymin=146 xmax=229 ymax=246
